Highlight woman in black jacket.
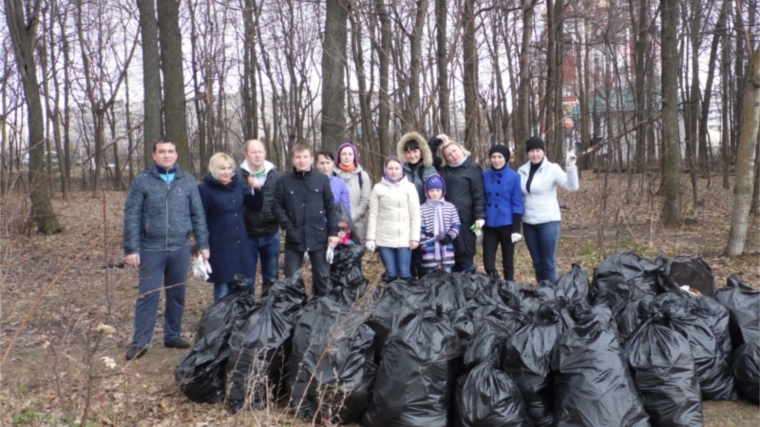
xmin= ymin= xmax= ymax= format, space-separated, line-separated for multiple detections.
xmin=439 ymin=138 xmax=486 ymax=272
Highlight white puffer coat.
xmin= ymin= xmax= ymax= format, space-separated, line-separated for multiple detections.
xmin=518 ymin=159 xmax=579 ymax=224
xmin=366 ymin=178 xmax=421 ymax=248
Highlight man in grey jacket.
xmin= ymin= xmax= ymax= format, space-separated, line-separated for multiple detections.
xmin=123 ymin=138 xmax=209 ymax=360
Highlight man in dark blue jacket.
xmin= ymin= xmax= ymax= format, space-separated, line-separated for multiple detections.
xmin=273 ymin=142 xmax=339 ymax=297
xmin=123 ymin=138 xmax=209 ymax=360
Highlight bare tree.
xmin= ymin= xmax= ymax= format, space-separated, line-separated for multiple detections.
xmin=726 ymin=48 xmax=760 ymax=255
xmin=5 ymin=0 xmax=62 ymax=233
xmin=321 ymin=0 xmax=348 ymax=152
xmin=158 ymin=0 xmax=191 ymax=171
xmin=660 ymin=0 xmax=683 ymax=226
xmin=138 ymin=0 xmax=162 ymax=167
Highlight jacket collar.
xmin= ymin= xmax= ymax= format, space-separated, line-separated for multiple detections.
xmin=150 ymin=163 xmax=183 ymax=178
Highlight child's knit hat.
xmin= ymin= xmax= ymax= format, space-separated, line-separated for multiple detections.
xmin=424 ymin=174 xmax=446 ymax=198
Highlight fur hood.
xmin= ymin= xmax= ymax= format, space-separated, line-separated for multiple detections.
xmin=396 ymin=132 xmax=433 ymax=168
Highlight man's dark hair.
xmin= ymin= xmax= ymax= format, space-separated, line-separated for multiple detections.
xmin=153 ymin=137 xmax=177 ymax=153
xmin=291 ymin=142 xmax=313 ymax=158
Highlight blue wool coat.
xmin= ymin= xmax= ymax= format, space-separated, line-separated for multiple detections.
xmin=483 ymin=167 xmax=524 ymax=228
xmin=197 ymin=173 xmax=255 ymax=284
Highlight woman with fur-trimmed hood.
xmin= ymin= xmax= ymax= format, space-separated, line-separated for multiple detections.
xmin=397 ymin=132 xmax=438 ymax=206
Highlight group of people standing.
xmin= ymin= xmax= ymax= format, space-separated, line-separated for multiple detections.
xmin=122 ymin=134 xmax=578 ymax=360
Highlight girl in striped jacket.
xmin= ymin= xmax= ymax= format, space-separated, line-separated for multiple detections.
xmin=420 ymin=174 xmax=461 ymax=274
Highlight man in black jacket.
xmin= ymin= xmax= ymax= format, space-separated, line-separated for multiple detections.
xmin=273 ymin=142 xmax=340 ymax=297
xmin=239 ymin=139 xmax=281 ymax=294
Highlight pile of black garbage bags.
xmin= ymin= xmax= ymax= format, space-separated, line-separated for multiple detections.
xmin=175 ymin=247 xmax=759 ymax=426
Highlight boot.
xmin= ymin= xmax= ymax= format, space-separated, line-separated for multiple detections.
xmin=488 ymin=271 xmax=501 ymax=281
xmin=381 ymin=273 xmax=398 ymax=283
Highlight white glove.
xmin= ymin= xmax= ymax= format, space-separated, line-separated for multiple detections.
xmin=472 ymin=228 xmax=482 ymax=239
xmin=191 ymin=256 xmax=212 ymax=280
xmin=565 ymin=148 xmax=577 ymax=167
xmin=326 ymin=245 xmax=334 ymax=264
xmin=473 ymin=219 xmax=485 ymax=230
xmin=303 ymin=252 xmax=310 ymax=262
xmin=365 ymin=240 xmax=376 ymax=253
xmin=511 ymin=233 xmax=523 ymax=243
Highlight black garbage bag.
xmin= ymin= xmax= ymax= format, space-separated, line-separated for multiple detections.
xmin=329 ymin=244 xmax=368 ymax=305
xmin=422 ymin=270 xmax=465 ymax=316
xmin=226 ymin=295 xmax=299 ymax=413
xmin=662 ymin=255 xmax=716 ymax=297
xmin=502 ymin=307 xmax=561 ymax=427
xmin=592 ymin=252 xmax=664 ymax=300
xmin=551 ymin=302 xmax=649 ymax=427
xmin=554 ymin=263 xmax=589 ymax=304
xmin=289 ymin=298 xmax=376 ymax=424
xmin=519 ymin=283 xmax=556 ymax=322
xmin=715 ymin=274 xmax=760 ymax=348
xmin=463 ymin=306 xmax=528 ymax=369
xmin=623 ymin=313 xmax=703 ymax=426
xmin=732 ymin=339 xmax=760 ymax=402
xmin=174 ymin=277 xmax=255 ymax=403
xmin=366 ymin=280 xmax=429 ymax=362
xmin=454 ymin=361 xmax=533 ymax=427
xmin=363 ymin=308 xmax=462 ymax=427
xmin=613 ymin=293 xmax=655 ymax=344
xmin=453 ymin=270 xmax=493 ymax=302
xmin=654 ymin=293 xmax=736 ymax=400
xmin=262 ymin=270 xmax=308 ymax=316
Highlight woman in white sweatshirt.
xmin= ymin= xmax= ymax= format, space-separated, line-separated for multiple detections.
xmin=364 ymin=157 xmax=421 ymax=281
xmin=518 ymin=136 xmax=579 ymax=283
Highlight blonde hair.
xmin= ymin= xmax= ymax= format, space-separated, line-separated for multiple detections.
xmin=439 ymin=139 xmax=471 ymax=167
xmin=208 ymin=152 xmax=236 ymax=180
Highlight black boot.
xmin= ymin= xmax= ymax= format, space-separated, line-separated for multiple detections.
xmin=488 ymin=271 xmax=501 ymax=281
xmin=381 ymin=273 xmax=398 ymax=283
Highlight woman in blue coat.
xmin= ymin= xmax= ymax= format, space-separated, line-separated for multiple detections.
xmin=198 ymin=153 xmax=255 ymax=301
xmin=482 ymin=144 xmax=524 ymax=281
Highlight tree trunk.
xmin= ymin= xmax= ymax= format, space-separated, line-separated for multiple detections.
xmin=5 ymin=0 xmax=62 ymax=234
xmin=158 ymin=0 xmax=191 ymax=172
xmin=725 ymin=48 xmax=760 ymax=256
xmin=406 ymin=0 xmax=428 ymax=132
xmin=321 ymin=0 xmax=348 ymax=153
xmin=435 ymin=0 xmax=448 ymax=134
xmin=375 ymin=0 xmax=391 ymax=176
xmin=515 ymin=0 xmax=536 ymax=165
xmin=138 ymin=0 xmax=162 ymax=168
xmin=462 ymin=0 xmax=478 ymax=149
xmin=661 ymin=0 xmax=682 ymax=226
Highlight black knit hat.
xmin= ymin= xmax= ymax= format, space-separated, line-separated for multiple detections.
xmin=489 ymin=144 xmax=511 ymax=162
xmin=526 ymin=136 xmax=545 ymax=152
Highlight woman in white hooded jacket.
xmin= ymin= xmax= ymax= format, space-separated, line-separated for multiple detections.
xmin=518 ymin=136 xmax=579 ymax=283
xmin=365 ymin=157 xmax=421 ymax=281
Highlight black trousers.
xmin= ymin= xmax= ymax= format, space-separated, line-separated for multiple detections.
xmin=283 ymin=247 xmax=331 ymax=298
xmin=482 ymin=225 xmax=516 ymax=281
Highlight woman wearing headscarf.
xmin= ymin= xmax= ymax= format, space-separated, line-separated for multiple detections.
xmin=439 ymin=138 xmax=486 ymax=273
xmin=364 ymin=157 xmax=421 ymax=281
xmin=518 ymin=136 xmax=578 ymax=282
xmin=334 ymin=142 xmax=372 ymax=245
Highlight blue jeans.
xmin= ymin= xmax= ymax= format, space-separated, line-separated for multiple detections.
xmin=213 ymin=282 xmax=236 ymax=302
xmin=248 ymin=232 xmax=280 ymax=292
xmin=132 ymin=245 xmax=191 ymax=348
xmin=523 ymin=221 xmax=561 ymax=283
xmin=378 ymin=247 xmax=412 ymax=279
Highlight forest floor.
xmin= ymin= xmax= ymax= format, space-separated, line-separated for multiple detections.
xmin=1 ymin=171 xmax=759 ymax=426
